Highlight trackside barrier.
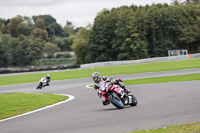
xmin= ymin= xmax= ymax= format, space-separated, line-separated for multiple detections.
xmin=189 ymin=54 xmax=191 ymax=59
xmin=80 ymin=53 xmax=200 ymax=69
xmin=0 ymin=65 xmax=80 ymax=74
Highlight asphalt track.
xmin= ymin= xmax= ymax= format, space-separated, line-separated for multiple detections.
xmin=0 ymin=69 xmax=200 ymax=133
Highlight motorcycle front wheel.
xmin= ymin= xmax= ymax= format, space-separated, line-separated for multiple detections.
xmin=108 ymin=92 xmax=124 ymax=109
xmin=130 ymin=95 xmax=138 ymax=106
xmin=36 ymin=83 xmax=43 ymax=89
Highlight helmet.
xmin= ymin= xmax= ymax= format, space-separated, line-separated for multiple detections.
xmin=46 ymin=74 xmax=50 ymax=78
xmin=92 ymin=72 xmax=101 ymax=83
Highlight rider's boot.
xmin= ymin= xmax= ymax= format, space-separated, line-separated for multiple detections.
xmin=102 ymin=98 xmax=110 ymax=106
xmin=119 ymin=83 xmax=130 ymax=93
xmin=123 ymin=86 xmax=130 ymax=94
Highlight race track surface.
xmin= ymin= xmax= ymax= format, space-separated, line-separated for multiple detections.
xmin=0 ymin=69 xmax=200 ymax=133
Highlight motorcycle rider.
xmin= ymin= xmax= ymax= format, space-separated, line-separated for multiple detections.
xmin=43 ymin=74 xmax=51 ymax=87
xmin=92 ymin=72 xmax=130 ymax=106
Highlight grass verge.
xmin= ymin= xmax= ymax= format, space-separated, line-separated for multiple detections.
xmin=124 ymin=73 xmax=200 ymax=85
xmin=88 ymin=73 xmax=200 ymax=87
xmin=0 ymin=59 xmax=200 ymax=86
xmin=0 ymin=93 xmax=68 ymax=120
xmin=129 ymin=122 xmax=200 ymax=133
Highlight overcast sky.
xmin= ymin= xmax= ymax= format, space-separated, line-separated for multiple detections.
xmin=0 ymin=0 xmax=173 ymax=27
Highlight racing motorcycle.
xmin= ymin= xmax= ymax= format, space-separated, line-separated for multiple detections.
xmin=98 ymin=80 xmax=137 ymax=109
xmin=36 ymin=77 xmax=48 ymax=89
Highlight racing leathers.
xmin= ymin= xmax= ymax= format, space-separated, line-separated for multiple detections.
xmin=94 ymin=77 xmax=130 ymax=106
xmin=43 ymin=76 xmax=51 ymax=87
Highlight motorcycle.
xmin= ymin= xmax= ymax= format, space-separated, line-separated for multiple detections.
xmin=36 ymin=77 xmax=48 ymax=89
xmin=98 ymin=80 xmax=137 ymax=109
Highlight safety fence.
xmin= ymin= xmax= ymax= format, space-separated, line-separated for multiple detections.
xmin=80 ymin=53 xmax=200 ymax=69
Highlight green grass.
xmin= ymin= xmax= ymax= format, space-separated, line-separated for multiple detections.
xmin=0 ymin=59 xmax=199 ymax=131
xmin=0 ymin=59 xmax=200 ymax=86
xmin=0 ymin=93 xmax=68 ymax=120
xmin=129 ymin=122 xmax=200 ymax=133
xmin=124 ymin=73 xmax=200 ymax=85
xmin=88 ymin=73 xmax=200 ymax=87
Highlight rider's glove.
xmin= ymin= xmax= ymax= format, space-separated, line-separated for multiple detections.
xmin=116 ymin=78 xmax=123 ymax=83
xmin=94 ymin=84 xmax=99 ymax=90
xmin=97 ymin=92 xmax=101 ymax=98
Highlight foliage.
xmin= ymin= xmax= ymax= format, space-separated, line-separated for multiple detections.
xmin=78 ymin=2 xmax=200 ymax=63
xmin=43 ymin=42 xmax=60 ymax=58
xmin=31 ymin=28 xmax=49 ymax=42
xmin=36 ymin=57 xmax=74 ymax=65
xmin=0 ymin=15 xmax=76 ymax=67
xmin=71 ymin=27 xmax=90 ymax=64
xmin=52 ymin=36 xmax=72 ymax=51
xmin=7 ymin=17 xmax=30 ymax=37
xmin=1 ymin=2 xmax=200 ymax=66
xmin=55 ymin=52 xmax=72 ymax=58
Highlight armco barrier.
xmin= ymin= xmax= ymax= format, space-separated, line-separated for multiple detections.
xmin=0 ymin=65 xmax=80 ymax=74
xmin=80 ymin=53 xmax=200 ymax=69
xmin=0 ymin=53 xmax=199 ymax=74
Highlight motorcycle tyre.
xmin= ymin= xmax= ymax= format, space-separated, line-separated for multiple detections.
xmin=130 ymin=95 xmax=138 ymax=106
xmin=36 ymin=83 xmax=42 ymax=90
xmin=36 ymin=85 xmax=39 ymax=89
xmin=108 ymin=92 xmax=124 ymax=109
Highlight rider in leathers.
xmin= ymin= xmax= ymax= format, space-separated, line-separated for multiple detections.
xmin=92 ymin=72 xmax=130 ymax=106
xmin=43 ymin=74 xmax=51 ymax=87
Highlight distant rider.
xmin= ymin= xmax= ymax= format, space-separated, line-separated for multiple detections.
xmin=92 ymin=72 xmax=130 ymax=106
xmin=44 ymin=74 xmax=51 ymax=87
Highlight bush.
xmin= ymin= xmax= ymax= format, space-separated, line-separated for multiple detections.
xmin=36 ymin=57 xmax=74 ymax=65
xmin=55 ymin=52 xmax=72 ymax=58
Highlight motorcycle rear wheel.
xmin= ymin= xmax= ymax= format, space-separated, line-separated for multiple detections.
xmin=108 ymin=92 xmax=124 ymax=109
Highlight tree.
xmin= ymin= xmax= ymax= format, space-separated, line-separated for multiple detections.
xmin=32 ymin=15 xmax=62 ymax=37
xmin=113 ymin=7 xmax=131 ymax=60
xmin=43 ymin=42 xmax=60 ymax=58
xmin=47 ymin=22 xmax=62 ymax=37
xmin=0 ymin=33 xmax=11 ymax=66
xmin=146 ymin=4 xmax=181 ymax=57
xmin=0 ymin=24 xmax=7 ymax=34
xmin=0 ymin=32 xmax=4 ymax=66
xmin=32 ymin=15 xmax=56 ymax=26
xmin=184 ymin=0 xmax=200 ymax=4
xmin=87 ymin=9 xmax=118 ymax=62
xmin=7 ymin=17 xmax=30 ymax=37
xmin=71 ymin=27 xmax=90 ymax=64
xmin=4 ymin=37 xmax=19 ymax=65
xmin=26 ymin=37 xmax=44 ymax=62
xmin=171 ymin=0 xmax=181 ymax=5
xmin=31 ymin=28 xmax=49 ymax=42
xmin=23 ymin=16 xmax=34 ymax=30
xmin=52 ymin=36 xmax=72 ymax=51
xmin=35 ymin=18 xmax=45 ymax=29
xmin=15 ymin=35 xmax=29 ymax=65
xmin=62 ymin=26 xmax=74 ymax=37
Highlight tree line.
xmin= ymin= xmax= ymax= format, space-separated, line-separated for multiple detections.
xmin=0 ymin=15 xmax=78 ymax=67
xmin=1 ymin=0 xmax=200 ymax=66
xmin=72 ymin=0 xmax=200 ymax=64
